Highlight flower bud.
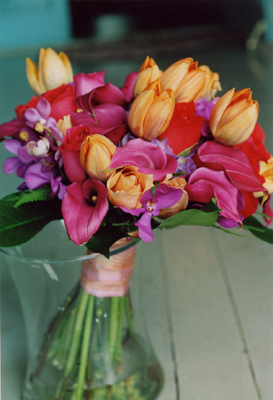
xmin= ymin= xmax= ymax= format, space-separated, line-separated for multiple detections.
xmin=26 ymin=48 xmax=73 ymax=95
xmin=161 ymin=58 xmax=206 ymax=102
xmin=128 ymin=78 xmax=175 ymax=141
xmin=133 ymin=56 xmax=162 ymax=98
xmin=159 ymin=177 xmax=188 ymax=218
xmin=80 ymin=134 xmax=116 ymax=182
xmin=209 ymin=88 xmax=259 ymax=146
xmin=196 ymin=65 xmax=221 ymax=101
xmin=107 ymin=166 xmax=153 ymax=209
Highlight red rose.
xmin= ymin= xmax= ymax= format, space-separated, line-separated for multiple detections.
xmin=16 ymin=84 xmax=77 ymax=122
xmin=60 ymin=125 xmax=92 ymax=182
xmin=158 ymin=101 xmax=204 ymax=155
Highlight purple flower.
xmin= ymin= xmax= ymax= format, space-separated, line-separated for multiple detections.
xmin=121 ymin=184 xmax=182 ymax=242
xmin=24 ymin=98 xmax=63 ymax=148
xmin=195 ymin=97 xmax=219 ymax=137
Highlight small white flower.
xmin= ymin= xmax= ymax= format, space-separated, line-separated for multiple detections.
xmin=26 ymin=137 xmax=50 ymax=157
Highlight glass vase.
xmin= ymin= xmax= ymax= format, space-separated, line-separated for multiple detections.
xmin=1 ymin=220 xmax=163 ymax=400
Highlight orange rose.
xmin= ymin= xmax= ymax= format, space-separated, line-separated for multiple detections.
xmin=107 ymin=166 xmax=153 ymax=209
xmin=159 ymin=177 xmax=188 ymax=218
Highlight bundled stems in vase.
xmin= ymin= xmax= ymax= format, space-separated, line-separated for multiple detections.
xmin=31 ymin=283 xmax=138 ymax=400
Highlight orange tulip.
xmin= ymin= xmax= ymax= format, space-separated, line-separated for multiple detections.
xmin=160 ymin=58 xmax=206 ymax=102
xmin=133 ymin=56 xmax=162 ymax=98
xmin=196 ymin=65 xmax=221 ymax=101
xmin=80 ymin=134 xmax=116 ymax=182
xmin=209 ymin=88 xmax=259 ymax=146
xmin=159 ymin=177 xmax=188 ymax=218
xmin=128 ymin=78 xmax=175 ymax=141
xmin=107 ymin=166 xmax=153 ymax=209
xmin=26 ymin=48 xmax=73 ymax=95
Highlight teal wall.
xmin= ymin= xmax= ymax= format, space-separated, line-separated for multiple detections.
xmin=0 ymin=0 xmax=71 ymax=50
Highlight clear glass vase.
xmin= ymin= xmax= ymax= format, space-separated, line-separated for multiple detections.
xmin=1 ymin=220 xmax=163 ymax=400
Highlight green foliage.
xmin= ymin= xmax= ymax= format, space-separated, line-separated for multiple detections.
xmin=85 ymin=225 xmax=133 ymax=259
xmin=12 ymin=186 xmax=52 ymax=208
xmin=242 ymin=216 xmax=273 ymax=244
xmin=159 ymin=200 xmax=220 ymax=229
xmin=0 ymin=193 xmax=62 ymax=247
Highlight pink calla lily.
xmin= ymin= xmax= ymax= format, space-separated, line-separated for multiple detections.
xmin=186 ymin=167 xmax=242 ymax=226
xmin=62 ymin=180 xmax=108 ymax=245
xmin=70 ymin=104 xmax=128 ymax=144
xmin=109 ymin=138 xmax=177 ymax=181
xmin=0 ymin=117 xmax=26 ymax=140
xmin=76 ymin=83 xmax=128 ymax=111
xmin=60 ymin=147 xmax=86 ymax=183
xmin=120 ymin=72 xmax=138 ymax=102
xmin=74 ymin=71 xmax=105 ymax=97
xmin=197 ymin=141 xmax=265 ymax=193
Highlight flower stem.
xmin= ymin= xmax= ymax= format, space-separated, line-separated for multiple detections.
xmin=55 ymin=289 xmax=90 ymax=399
xmin=64 ymin=289 xmax=89 ymax=378
xmin=109 ymin=297 xmax=120 ymax=363
xmin=72 ymin=294 xmax=95 ymax=400
xmin=125 ymin=295 xmax=135 ymax=339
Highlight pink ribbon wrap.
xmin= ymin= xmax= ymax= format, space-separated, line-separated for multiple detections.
xmin=80 ymin=236 xmax=137 ymax=297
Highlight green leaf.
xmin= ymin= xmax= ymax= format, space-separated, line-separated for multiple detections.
xmin=242 ymin=215 xmax=273 ymax=244
xmin=159 ymin=201 xmax=220 ymax=229
xmin=13 ymin=186 xmax=51 ymax=208
xmin=213 ymin=225 xmax=249 ymax=238
xmin=178 ymin=144 xmax=195 ymax=157
xmin=85 ymin=225 xmax=131 ymax=258
xmin=0 ymin=195 xmax=62 ymax=247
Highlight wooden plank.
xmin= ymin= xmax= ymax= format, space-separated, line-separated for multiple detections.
xmin=211 ymin=228 xmax=273 ymax=400
xmin=133 ymin=238 xmax=177 ymax=399
xmin=157 ymin=226 xmax=260 ymax=400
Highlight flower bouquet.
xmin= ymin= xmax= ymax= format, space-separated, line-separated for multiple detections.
xmin=1 ymin=48 xmax=273 ymax=400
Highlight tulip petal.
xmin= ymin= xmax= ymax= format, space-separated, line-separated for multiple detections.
xmin=26 ymin=57 xmax=45 ymax=95
xmin=62 ymin=180 xmax=108 ymax=245
xmin=209 ymin=88 xmax=235 ymax=135
xmin=216 ymin=102 xmax=258 ymax=145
